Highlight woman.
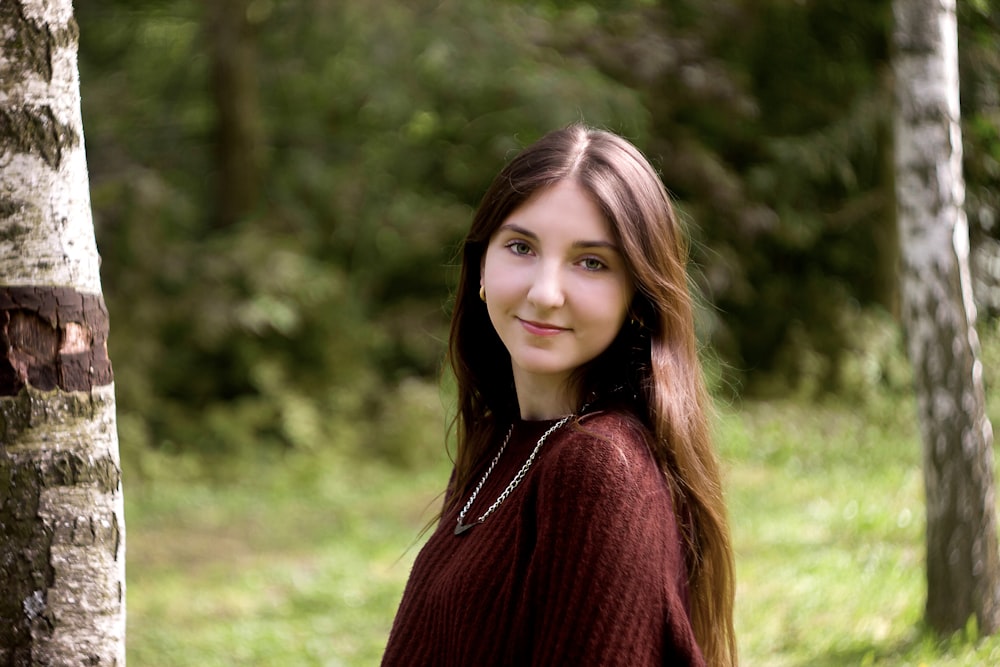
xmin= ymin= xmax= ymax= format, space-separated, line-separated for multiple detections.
xmin=382 ymin=124 xmax=736 ymax=666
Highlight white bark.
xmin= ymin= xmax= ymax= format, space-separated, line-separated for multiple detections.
xmin=2 ymin=386 xmax=125 ymax=664
xmin=1 ymin=0 xmax=125 ymax=664
xmin=0 ymin=0 xmax=101 ymax=293
xmin=893 ymin=0 xmax=1000 ymax=635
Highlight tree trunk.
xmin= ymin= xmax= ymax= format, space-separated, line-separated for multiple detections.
xmin=892 ymin=0 xmax=1000 ymax=635
xmin=209 ymin=0 xmax=262 ymax=229
xmin=0 ymin=1 xmax=125 ymax=664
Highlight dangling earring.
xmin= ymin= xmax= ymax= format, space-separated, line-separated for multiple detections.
xmin=479 ymin=285 xmax=486 ymax=302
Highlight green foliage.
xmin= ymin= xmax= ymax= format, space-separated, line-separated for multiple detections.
xmin=368 ymin=377 xmax=452 ymax=468
xmin=75 ymin=0 xmax=1000 ymax=458
xmin=525 ymin=0 xmax=905 ymax=386
xmin=960 ymin=0 xmax=1000 ymax=271
xmin=754 ymin=304 xmax=913 ymax=403
xmin=78 ymin=0 xmax=652 ymax=458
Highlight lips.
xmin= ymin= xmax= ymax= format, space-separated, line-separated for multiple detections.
xmin=518 ymin=318 xmax=568 ymax=336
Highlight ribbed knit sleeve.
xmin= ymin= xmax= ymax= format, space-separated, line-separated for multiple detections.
xmin=513 ymin=413 xmax=704 ymax=666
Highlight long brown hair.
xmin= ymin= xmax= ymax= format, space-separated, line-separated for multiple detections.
xmin=447 ymin=124 xmax=736 ymax=666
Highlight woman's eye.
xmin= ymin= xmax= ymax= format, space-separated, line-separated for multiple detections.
xmin=581 ymin=257 xmax=606 ymax=271
xmin=506 ymin=241 xmax=532 ymax=255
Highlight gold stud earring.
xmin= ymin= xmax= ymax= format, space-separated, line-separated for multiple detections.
xmin=479 ymin=286 xmax=486 ymax=302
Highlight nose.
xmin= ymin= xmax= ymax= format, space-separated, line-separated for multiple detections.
xmin=527 ymin=262 xmax=565 ymax=309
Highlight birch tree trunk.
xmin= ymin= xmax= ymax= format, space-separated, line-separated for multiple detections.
xmin=0 ymin=1 xmax=125 ymax=664
xmin=892 ymin=0 xmax=1000 ymax=635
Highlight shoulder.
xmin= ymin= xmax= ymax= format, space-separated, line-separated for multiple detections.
xmin=552 ymin=409 xmax=655 ymax=470
xmin=574 ymin=409 xmax=651 ymax=451
xmin=538 ymin=409 xmax=666 ymax=501
xmin=530 ymin=409 xmax=685 ymax=572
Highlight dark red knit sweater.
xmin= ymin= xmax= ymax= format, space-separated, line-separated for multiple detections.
xmin=381 ymin=410 xmax=705 ymax=666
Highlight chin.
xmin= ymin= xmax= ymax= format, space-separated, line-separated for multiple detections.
xmin=511 ymin=357 xmax=579 ymax=380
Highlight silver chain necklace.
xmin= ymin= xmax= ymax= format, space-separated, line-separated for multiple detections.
xmin=454 ymin=415 xmax=572 ymax=536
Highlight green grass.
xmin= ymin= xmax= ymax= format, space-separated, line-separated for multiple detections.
xmin=719 ymin=398 xmax=1000 ymax=665
xmin=126 ymin=368 xmax=1000 ymax=664
xmin=125 ymin=449 xmax=451 ymax=666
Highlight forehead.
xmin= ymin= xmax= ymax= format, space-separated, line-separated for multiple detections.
xmin=499 ymin=180 xmax=616 ymax=243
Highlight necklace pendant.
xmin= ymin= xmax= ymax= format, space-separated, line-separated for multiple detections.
xmin=451 ymin=417 xmax=570 ymax=538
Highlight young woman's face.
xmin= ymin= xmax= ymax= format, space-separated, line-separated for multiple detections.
xmin=481 ymin=179 xmax=634 ymax=400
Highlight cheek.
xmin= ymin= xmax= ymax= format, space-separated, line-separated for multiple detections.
xmin=580 ymin=288 xmax=630 ymax=339
xmin=482 ymin=252 xmax=523 ymax=300
xmin=606 ymin=293 xmax=633 ymax=340
xmin=604 ymin=283 xmax=633 ymax=321
xmin=481 ymin=253 xmax=513 ymax=330
xmin=481 ymin=258 xmax=500 ymax=301
xmin=481 ymin=247 xmax=503 ymax=287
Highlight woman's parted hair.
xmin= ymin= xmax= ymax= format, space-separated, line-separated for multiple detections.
xmin=447 ymin=124 xmax=736 ymax=666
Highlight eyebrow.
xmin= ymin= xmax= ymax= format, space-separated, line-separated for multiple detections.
xmin=498 ymin=223 xmax=621 ymax=252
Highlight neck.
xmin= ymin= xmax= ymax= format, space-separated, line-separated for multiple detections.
xmin=513 ymin=372 xmax=579 ymax=421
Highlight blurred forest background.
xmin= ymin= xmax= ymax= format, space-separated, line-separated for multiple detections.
xmin=76 ymin=0 xmax=1000 ymax=465
xmin=70 ymin=0 xmax=1000 ymax=663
